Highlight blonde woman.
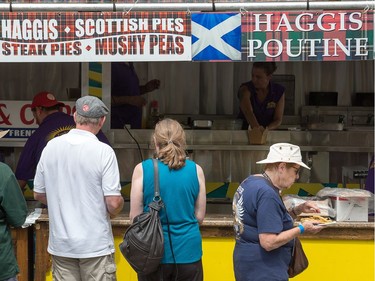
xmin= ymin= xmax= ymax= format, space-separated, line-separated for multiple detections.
xmin=130 ymin=118 xmax=206 ymax=281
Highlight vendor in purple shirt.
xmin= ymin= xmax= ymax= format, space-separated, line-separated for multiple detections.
xmin=111 ymin=62 xmax=160 ymax=129
xmin=237 ymin=62 xmax=285 ymax=131
xmin=15 ymin=91 xmax=110 ymax=192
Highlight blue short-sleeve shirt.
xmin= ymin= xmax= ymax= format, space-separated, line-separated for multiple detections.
xmin=233 ymin=175 xmax=294 ymax=281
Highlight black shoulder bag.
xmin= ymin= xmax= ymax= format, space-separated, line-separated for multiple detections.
xmin=119 ymin=159 xmax=164 ymax=275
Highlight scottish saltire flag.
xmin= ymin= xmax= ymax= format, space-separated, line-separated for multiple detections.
xmin=192 ymin=13 xmax=241 ymax=61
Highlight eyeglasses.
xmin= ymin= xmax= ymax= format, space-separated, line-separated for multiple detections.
xmin=291 ymin=166 xmax=300 ymax=175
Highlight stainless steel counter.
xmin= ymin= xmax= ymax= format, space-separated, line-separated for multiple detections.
xmin=109 ymin=129 xmax=374 ymax=152
xmin=1 ymin=128 xmax=373 ymax=151
xmin=108 ymin=128 xmax=373 ymax=184
xmin=1 ymin=128 xmax=373 ymax=184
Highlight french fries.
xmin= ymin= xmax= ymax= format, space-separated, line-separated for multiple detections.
xmin=300 ymin=215 xmax=333 ymax=224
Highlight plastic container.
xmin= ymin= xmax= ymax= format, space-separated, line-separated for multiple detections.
xmin=248 ymin=127 xmax=268 ymax=144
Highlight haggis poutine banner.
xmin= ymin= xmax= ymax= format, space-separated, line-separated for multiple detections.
xmin=0 ymin=12 xmax=191 ymax=62
xmin=241 ymin=10 xmax=374 ymax=61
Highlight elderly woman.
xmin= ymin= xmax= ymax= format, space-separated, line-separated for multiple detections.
xmin=129 ymin=118 xmax=206 ymax=281
xmin=232 ymin=143 xmax=324 ymax=281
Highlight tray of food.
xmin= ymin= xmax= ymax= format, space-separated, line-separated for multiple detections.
xmin=299 ymin=215 xmax=336 ymax=226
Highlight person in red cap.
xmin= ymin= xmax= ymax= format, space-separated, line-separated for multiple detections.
xmin=29 ymin=91 xmax=65 ymax=125
xmin=15 ymin=91 xmax=110 ymax=192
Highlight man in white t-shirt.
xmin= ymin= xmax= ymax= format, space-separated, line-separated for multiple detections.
xmin=34 ymin=96 xmax=124 ymax=281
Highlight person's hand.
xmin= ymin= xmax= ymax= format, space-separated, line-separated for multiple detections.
xmin=250 ymin=125 xmax=265 ymax=133
xmin=145 ymin=79 xmax=160 ymax=92
xmin=301 ymin=221 xmax=325 ymax=234
xmin=299 ymin=201 xmax=321 ymax=214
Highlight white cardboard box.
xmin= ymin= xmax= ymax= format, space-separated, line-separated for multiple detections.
xmin=331 ymin=196 xmax=369 ymax=222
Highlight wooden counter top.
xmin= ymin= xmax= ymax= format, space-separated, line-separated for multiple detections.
xmin=36 ymin=211 xmax=375 ymax=240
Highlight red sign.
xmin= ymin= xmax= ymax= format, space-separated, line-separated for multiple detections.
xmin=0 ymin=101 xmax=75 ymax=139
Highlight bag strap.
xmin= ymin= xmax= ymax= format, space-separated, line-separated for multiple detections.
xmin=152 ymin=158 xmax=177 ymax=268
xmin=263 ymin=171 xmax=296 ymax=256
xmin=291 ymin=237 xmax=296 ymax=257
xmin=152 ymin=158 xmax=161 ymax=200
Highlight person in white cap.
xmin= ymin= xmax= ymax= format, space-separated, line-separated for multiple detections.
xmin=232 ymin=143 xmax=323 ymax=281
xmin=0 ymin=130 xmax=28 ymax=281
xmin=33 ymin=96 xmax=124 ymax=281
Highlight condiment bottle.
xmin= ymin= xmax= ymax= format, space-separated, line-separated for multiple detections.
xmin=148 ymin=100 xmax=160 ymax=128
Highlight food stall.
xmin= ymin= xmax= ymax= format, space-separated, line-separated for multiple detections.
xmin=0 ymin=1 xmax=373 ymax=280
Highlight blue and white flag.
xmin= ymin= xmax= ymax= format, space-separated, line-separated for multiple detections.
xmin=192 ymin=13 xmax=241 ymax=61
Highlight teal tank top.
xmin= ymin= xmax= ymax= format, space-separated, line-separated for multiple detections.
xmin=142 ymin=158 xmax=202 ymax=264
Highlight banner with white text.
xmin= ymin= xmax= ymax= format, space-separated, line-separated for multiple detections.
xmin=0 ymin=11 xmax=373 ymax=62
xmin=0 ymin=12 xmax=191 ymax=62
xmin=241 ymin=10 xmax=374 ymax=61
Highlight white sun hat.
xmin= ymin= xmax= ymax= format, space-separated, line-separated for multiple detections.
xmin=256 ymin=143 xmax=310 ymax=170
xmin=0 ymin=129 xmax=9 ymax=139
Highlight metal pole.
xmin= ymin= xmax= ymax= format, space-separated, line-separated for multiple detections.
xmin=1 ymin=1 xmax=374 ymax=12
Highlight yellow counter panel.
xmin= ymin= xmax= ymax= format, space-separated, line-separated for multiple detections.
xmin=34 ymin=212 xmax=374 ymax=281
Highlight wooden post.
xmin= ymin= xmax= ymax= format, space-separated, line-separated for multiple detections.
xmin=11 ymin=227 xmax=29 ymax=281
xmin=34 ymin=222 xmax=50 ymax=281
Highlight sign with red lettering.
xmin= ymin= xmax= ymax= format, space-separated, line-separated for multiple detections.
xmin=0 ymin=101 xmax=75 ymax=139
xmin=0 ymin=12 xmax=191 ymax=62
xmin=0 ymin=11 xmax=372 ymax=62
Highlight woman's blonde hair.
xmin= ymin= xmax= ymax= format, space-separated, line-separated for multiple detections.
xmin=152 ymin=118 xmax=186 ymax=170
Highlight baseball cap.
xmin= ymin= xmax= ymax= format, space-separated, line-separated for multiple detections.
xmin=31 ymin=91 xmax=65 ymax=109
xmin=0 ymin=129 xmax=9 ymax=139
xmin=76 ymin=96 xmax=109 ymax=118
xmin=256 ymin=143 xmax=310 ymax=170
